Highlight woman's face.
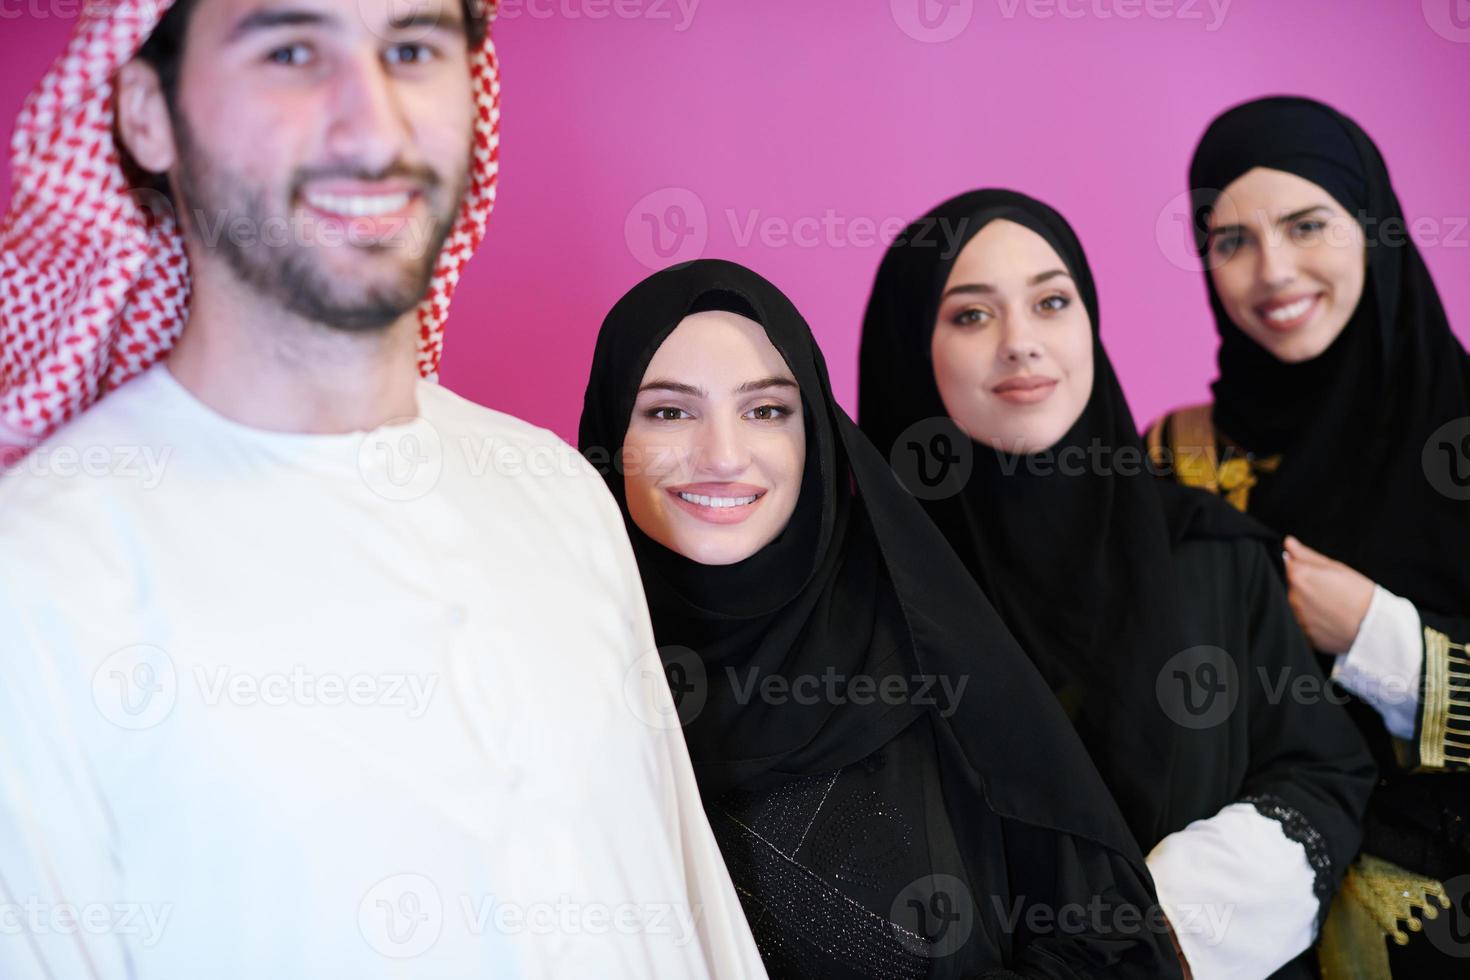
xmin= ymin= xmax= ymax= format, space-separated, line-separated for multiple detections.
xmin=622 ymin=309 xmax=806 ymax=566
xmin=1206 ymin=167 xmax=1367 ymax=363
xmin=930 ymin=219 xmax=1095 ymax=454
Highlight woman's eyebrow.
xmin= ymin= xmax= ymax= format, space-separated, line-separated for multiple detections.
xmin=734 ymin=376 xmax=799 ymax=395
xmin=637 ymin=379 xmax=704 ymax=397
xmin=941 ymin=269 xmax=1070 ymax=301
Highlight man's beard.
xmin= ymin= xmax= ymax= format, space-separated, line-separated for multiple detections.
xmin=172 ymin=113 xmax=469 ymax=333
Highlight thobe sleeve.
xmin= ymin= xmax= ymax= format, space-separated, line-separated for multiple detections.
xmin=0 ymin=572 xmax=133 ymax=979
xmin=585 ymin=480 xmax=768 ymax=980
xmin=1147 ymin=541 xmax=1375 ymax=979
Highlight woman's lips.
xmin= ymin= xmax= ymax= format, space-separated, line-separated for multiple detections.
xmin=992 ymin=375 xmax=1058 ymax=405
xmin=666 ymin=483 xmax=767 ymax=525
xmin=1255 ymin=293 xmax=1322 ymax=333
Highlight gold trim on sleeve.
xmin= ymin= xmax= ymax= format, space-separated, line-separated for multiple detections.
xmin=1418 ymin=626 xmax=1470 ymax=771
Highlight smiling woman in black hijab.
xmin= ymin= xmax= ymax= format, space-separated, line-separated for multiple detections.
xmin=579 ymin=258 xmax=1182 ymax=979
xmin=1147 ymin=96 xmax=1470 ymax=978
xmin=859 ymin=189 xmax=1374 ymax=979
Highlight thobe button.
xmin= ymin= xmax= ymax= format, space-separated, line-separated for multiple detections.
xmin=445 ymin=602 xmax=468 ymax=626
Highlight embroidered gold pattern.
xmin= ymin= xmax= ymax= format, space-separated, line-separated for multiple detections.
xmin=1418 ymin=626 xmax=1470 ymax=771
xmin=1149 ymin=404 xmax=1279 ymax=511
xmin=1319 ymin=855 xmax=1452 ymax=980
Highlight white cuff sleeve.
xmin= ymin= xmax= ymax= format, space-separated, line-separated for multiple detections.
xmin=1330 ymin=584 xmax=1423 ymax=740
xmin=1146 ymin=802 xmax=1319 ymax=980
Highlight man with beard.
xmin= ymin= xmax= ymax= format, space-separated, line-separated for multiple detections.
xmin=0 ymin=1 xmax=763 ymax=977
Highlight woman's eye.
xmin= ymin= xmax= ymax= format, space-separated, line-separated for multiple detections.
xmin=645 ymin=407 xmax=690 ymax=422
xmin=1291 ymin=219 xmax=1326 ymax=241
xmin=1037 ymin=294 xmax=1070 ymax=313
xmin=1211 ymin=232 xmax=1243 ymax=259
xmin=386 ymin=44 xmax=436 ymax=65
xmin=952 ymin=307 xmax=991 ymax=327
xmin=747 ymin=404 xmax=791 ymax=421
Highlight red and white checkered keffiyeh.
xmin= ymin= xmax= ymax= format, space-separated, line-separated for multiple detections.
xmin=0 ymin=0 xmax=501 ymax=449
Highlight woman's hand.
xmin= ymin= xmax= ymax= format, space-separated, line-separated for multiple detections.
xmin=1282 ymin=536 xmax=1376 ymax=654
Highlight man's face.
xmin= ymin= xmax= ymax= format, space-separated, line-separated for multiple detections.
xmin=167 ymin=0 xmax=476 ymax=331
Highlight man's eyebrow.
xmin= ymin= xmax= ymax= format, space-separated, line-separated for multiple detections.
xmin=226 ymin=7 xmax=339 ymax=42
xmin=389 ymin=8 xmax=466 ymax=35
xmin=224 ymin=5 xmax=465 ymax=42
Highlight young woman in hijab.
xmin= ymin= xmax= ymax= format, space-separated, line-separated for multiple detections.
xmin=579 ymin=258 xmax=1184 ymax=980
xmin=858 ymin=189 xmax=1375 ymax=979
xmin=1146 ymin=96 xmax=1470 ymax=978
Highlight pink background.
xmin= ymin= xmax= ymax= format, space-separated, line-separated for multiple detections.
xmin=4 ymin=0 xmax=1470 ymax=441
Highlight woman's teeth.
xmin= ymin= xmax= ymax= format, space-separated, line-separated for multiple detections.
xmin=1264 ymin=296 xmax=1316 ymax=323
xmin=304 ymin=192 xmax=412 ymax=218
xmin=677 ymin=492 xmax=758 ymax=508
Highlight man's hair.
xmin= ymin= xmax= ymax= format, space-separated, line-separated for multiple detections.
xmin=135 ymin=0 xmax=491 ymax=116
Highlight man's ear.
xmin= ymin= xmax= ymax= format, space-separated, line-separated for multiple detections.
xmin=115 ymin=60 xmax=178 ymax=175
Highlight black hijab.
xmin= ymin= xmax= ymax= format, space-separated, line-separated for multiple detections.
xmin=1188 ymin=95 xmax=1470 ymax=620
xmin=579 ymin=257 xmax=1147 ymax=865
xmin=858 ymin=190 xmax=1270 ymax=847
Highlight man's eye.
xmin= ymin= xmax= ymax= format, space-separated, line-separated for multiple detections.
xmin=266 ymin=43 xmax=314 ymax=66
xmin=386 ymin=44 xmax=436 ymax=65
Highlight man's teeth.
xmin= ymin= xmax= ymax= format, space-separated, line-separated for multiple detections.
xmin=304 ymin=191 xmax=412 ymax=218
xmin=1264 ymin=296 xmax=1315 ymax=323
xmin=677 ymin=492 xmax=759 ymax=508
